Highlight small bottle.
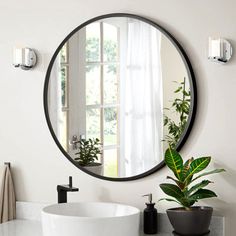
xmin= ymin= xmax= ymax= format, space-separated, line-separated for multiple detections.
xmin=142 ymin=193 xmax=158 ymax=234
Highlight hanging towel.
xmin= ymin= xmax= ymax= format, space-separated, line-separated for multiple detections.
xmin=0 ymin=165 xmax=16 ymax=223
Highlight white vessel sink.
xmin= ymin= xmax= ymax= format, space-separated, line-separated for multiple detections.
xmin=41 ymin=202 xmax=140 ymax=236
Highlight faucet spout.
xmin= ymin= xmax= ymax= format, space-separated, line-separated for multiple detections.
xmin=57 ymin=176 xmax=79 ymax=203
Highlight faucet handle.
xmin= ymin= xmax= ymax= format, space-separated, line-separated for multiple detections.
xmin=68 ymin=176 xmax=79 ymax=192
xmin=69 ymin=176 xmax=72 ymax=187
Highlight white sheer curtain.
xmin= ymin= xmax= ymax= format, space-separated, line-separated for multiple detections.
xmin=119 ymin=19 xmax=163 ymax=177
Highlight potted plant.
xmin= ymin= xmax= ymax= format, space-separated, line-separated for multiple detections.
xmin=163 ymin=78 xmax=191 ymax=149
xmin=159 ymin=148 xmax=225 ymax=236
xmin=75 ymin=138 xmax=103 ymax=175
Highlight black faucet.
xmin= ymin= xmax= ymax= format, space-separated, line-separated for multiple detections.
xmin=57 ymin=176 xmax=79 ymax=203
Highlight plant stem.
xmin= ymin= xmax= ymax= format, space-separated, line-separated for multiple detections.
xmin=184 ymin=206 xmax=191 ymax=211
xmin=180 ymin=77 xmax=186 ymax=128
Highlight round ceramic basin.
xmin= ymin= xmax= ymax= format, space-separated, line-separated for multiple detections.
xmin=41 ymin=202 xmax=140 ymax=236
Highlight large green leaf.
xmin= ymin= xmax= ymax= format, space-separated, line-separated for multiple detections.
xmin=184 ymin=157 xmax=211 ymax=182
xmin=192 ymin=169 xmax=226 ymax=182
xmin=159 ymin=196 xmax=195 ymax=209
xmin=189 ymin=189 xmax=217 ymax=201
xmin=180 ymin=197 xmax=196 ymax=208
xmin=182 ymin=158 xmax=194 ymax=179
xmin=159 ymin=198 xmax=181 ymax=205
xmin=187 ymin=180 xmax=212 ymax=196
xmin=159 ymin=183 xmax=184 ymax=200
xmin=165 ymin=148 xmax=183 ymax=180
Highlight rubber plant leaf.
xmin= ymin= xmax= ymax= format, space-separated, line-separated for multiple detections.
xmin=192 ymin=169 xmax=226 ymax=182
xmin=158 ymin=198 xmax=182 ymax=205
xmin=186 ymin=180 xmax=212 ymax=196
xmin=164 ymin=148 xmax=183 ymax=181
xmin=184 ymin=157 xmax=211 ymax=183
xmin=159 ymin=183 xmax=184 ymax=200
xmin=182 ymin=157 xmax=194 ymax=179
xmin=189 ymin=189 xmax=217 ymax=201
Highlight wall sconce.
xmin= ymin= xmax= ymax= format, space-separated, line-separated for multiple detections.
xmin=208 ymin=37 xmax=233 ymax=64
xmin=13 ymin=47 xmax=37 ymax=70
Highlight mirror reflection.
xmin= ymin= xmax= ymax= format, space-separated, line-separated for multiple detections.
xmin=46 ymin=15 xmax=194 ymax=179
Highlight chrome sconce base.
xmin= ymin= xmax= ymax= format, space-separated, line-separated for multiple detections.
xmin=208 ymin=37 xmax=233 ymax=64
xmin=13 ymin=47 xmax=37 ymax=70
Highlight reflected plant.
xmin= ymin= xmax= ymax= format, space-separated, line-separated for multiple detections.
xmin=164 ymin=78 xmax=191 ymax=149
xmin=74 ymin=138 xmax=102 ymax=166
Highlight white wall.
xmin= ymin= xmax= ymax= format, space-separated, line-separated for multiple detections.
xmin=0 ymin=0 xmax=236 ymax=235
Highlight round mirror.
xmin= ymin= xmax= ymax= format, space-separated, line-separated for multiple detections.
xmin=44 ymin=13 xmax=196 ymax=181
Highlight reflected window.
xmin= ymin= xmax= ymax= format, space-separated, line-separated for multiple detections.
xmin=59 ymin=43 xmax=69 ymax=150
xmin=85 ymin=22 xmax=119 ymax=177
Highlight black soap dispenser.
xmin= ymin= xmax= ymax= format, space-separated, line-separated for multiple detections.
xmin=142 ymin=193 xmax=157 ymax=234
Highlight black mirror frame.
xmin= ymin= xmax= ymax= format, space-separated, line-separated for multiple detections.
xmin=43 ymin=13 xmax=197 ymax=181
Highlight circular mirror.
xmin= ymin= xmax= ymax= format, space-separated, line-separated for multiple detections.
xmin=44 ymin=13 xmax=197 ymax=181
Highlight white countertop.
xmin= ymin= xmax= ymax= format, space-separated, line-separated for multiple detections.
xmin=0 ymin=219 xmax=174 ymax=236
xmin=0 ymin=219 xmax=216 ymax=236
xmin=0 ymin=220 xmax=42 ymax=236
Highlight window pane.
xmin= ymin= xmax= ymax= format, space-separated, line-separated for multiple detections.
xmin=104 ymin=149 xmax=118 ymax=177
xmin=86 ymin=23 xmax=100 ymax=62
xmin=60 ymin=43 xmax=68 ymax=63
xmin=104 ymin=107 xmax=117 ymax=146
xmin=86 ymin=108 xmax=101 ymax=140
xmin=59 ymin=65 xmax=68 ymax=108
xmin=60 ymin=111 xmax=68 ymax=150
xmin=103 ymin=23 xmax=118 ymax=62
xmin=86 ymin=65 xmax=101 ymax=105
xmin=104 ymin=64 xmax=118 ymax=104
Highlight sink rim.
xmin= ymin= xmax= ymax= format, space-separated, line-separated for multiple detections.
xmin=42 ymin=202 xmax=140 ymax=219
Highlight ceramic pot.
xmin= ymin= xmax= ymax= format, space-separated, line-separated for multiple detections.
xmin=83 ymin=163 xmax=103 ymax=175
xmin=166 ymin=206 xmax=213 ymax=236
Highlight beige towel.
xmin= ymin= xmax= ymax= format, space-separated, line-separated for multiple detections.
xmin=0 ymin=165 xmax=16 ymax=223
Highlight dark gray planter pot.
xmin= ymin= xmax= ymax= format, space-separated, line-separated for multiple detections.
xmin=166 ymin=206 xmax=213 ymax=236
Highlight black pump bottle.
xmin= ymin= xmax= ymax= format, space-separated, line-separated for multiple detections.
xmin=143 ymin=193 xmax=158 ymax=234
